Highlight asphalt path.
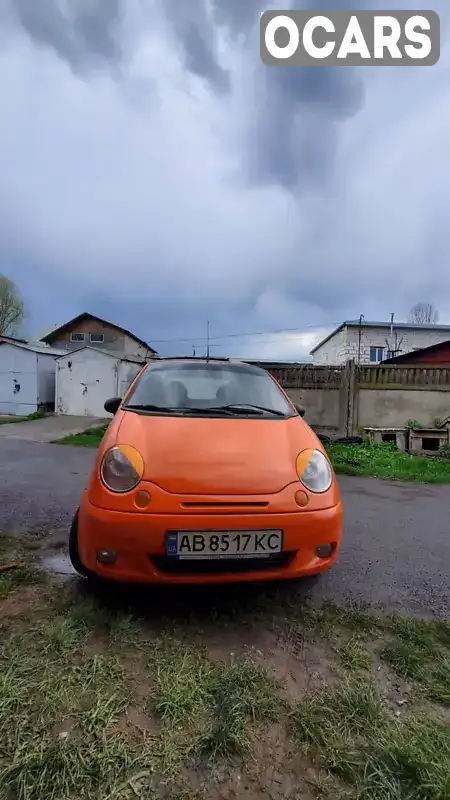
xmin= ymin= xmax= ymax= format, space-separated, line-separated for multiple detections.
xmin=1 ymin=439 xmax=448 ymax=617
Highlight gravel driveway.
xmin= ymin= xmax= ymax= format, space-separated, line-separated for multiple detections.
xmin=1 ymin=440 xmax=448 ymax=617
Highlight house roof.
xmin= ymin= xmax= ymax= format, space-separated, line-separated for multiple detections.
xmin=310 ymin=320 xmax=450 ymax=355
xmin=40 ymin=312 xmax=157 ymax=354
xmin=381 ymin=339 xmax=450 ymax=364
xmin=56 ymin=345 xmax=146 ymax=364
xmin=0 ymin=341 xmax=65 ymax=356
xmin=0 ymin=334 xmax=27 ymax=344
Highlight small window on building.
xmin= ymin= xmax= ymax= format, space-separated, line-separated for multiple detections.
xmin=90 ymin=333 xmax=104 ymax=343
xmin=70 ymin=332 xmax=85 ymax=342
xmin=370 ymin=347 xmax=384 ymax=362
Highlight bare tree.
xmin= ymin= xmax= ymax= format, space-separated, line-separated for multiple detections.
xmin=407 ymin=302 xmax=438 ymax=325
xmin=0 ymin=276 xmax=25 ymax=336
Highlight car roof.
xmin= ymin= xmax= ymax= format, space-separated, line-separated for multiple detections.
xmin=149 ymin=357 xmax=247 ymax=366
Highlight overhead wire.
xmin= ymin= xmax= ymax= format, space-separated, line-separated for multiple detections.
xmin=148 ymin=321 xmax=339 ymax=345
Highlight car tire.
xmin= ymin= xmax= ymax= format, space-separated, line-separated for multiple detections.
xmin=69 ymin=509 xmax=96 ymax=580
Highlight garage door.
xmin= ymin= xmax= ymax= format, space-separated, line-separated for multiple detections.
xmin=57 ymin=355 xmax=117 ymax=417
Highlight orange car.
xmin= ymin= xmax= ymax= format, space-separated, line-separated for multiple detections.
xmin=70 ymin=358 xmax=342 ymax=585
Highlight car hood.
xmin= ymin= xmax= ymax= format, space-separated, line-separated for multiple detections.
xmin=114 ymin=410 xmax=320 ymax=495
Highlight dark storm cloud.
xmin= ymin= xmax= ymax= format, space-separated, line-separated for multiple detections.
xmin=210 ymin=0 xmax=263 ymax=38
xmin=10 ymin=0 xmax=125 ymax=75
xmin=163 ymin=0 xmax=369 ymax=188
xmin=163 ymin=0 xmax=230 ymax=94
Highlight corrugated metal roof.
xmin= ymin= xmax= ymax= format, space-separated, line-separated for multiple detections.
xmin=56 ymin=345 xmax=145 ymax=364
xmin=0 ymin=341 xmax=65 ymax=356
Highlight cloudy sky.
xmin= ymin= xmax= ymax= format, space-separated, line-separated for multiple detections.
xmin=1 ymin=0 xmax=449 ymax=360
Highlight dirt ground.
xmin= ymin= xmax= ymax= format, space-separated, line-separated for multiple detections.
xmin=1 ymin=531 xmax=449 ymax=800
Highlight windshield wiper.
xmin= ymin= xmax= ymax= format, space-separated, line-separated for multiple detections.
xmin=125 ymin=404 xmax=238 ymax=416
xmin=207 ymin=404 xmax=285 ymax=416
xmin=125 ymin=404 xmax=180 ymax=413
xmin=125 ymin=404 xmax=285 ymax=417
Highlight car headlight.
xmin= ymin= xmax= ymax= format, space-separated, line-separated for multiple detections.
xmin=296 ymin=448 xmax=332 ymax=494
xmin=100 ymin=445 xmax=144 ymax=493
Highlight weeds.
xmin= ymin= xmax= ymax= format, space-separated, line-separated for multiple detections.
xmin=337 ymin=635 xmax=372 ymax=671
xmin=327 ymin=440 xmax=450 ymax=483
xmin=55 ymin=424 xmax=109 ymax=447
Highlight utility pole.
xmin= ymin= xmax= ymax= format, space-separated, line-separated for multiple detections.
xmin=357 ymin=314 xmax=364 ymax=364
xmin=206 ymin=320 xmax=210 ymax=360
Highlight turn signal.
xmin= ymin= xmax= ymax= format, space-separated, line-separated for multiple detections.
xmin=294 ymin=490 xmax=309 ymax=507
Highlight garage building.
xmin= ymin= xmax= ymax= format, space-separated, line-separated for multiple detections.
xmin=0 ymin=341 xmax=65 ymax=416
xmin=56 ymin=346 xmax=145 ymax=417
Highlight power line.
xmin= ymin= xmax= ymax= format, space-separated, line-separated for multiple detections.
xmin=149 ymin=321 xmax=337 ymax=345
xmin=207 ymin=333 xmax=327 ymax=347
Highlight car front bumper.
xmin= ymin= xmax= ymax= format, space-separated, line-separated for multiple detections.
xmin=77 ymin=496 xmax=343 ymax=584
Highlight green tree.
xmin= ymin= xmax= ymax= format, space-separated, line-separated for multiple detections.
xmin=0 ymin=275 xmax=25 ymax=336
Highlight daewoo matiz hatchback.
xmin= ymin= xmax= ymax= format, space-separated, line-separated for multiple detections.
xmin=69 ymin=358 xmax=343 ymax=584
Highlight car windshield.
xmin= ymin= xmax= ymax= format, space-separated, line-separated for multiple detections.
xmin=123 ymin=361 xmax=295 ymax=417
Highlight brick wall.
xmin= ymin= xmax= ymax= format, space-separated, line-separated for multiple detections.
xmin=313 ymin=325 xmax=450 ymax=365
xmin=311 ymin=327 xmax=348 ymax=365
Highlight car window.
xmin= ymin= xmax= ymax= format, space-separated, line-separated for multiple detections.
xmin=124 ymin=361 xmax=294 ymax=416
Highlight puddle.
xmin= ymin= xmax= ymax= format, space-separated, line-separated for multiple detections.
xmin=40 ymin=553 xmax=77 ymax=578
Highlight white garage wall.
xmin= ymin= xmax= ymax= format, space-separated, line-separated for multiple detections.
xmin=56 ymin=347 xmax=144 ymax=417
xmin=0 ymin=344 xmax=38 ymax=415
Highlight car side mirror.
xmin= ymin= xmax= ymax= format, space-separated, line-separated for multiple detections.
xmin=104 ymin=397 xmax=122 ymax=415
xmin=294 ymin=404 xmax=305 ymax=417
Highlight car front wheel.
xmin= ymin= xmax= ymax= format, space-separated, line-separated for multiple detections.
xmin=69 ymin=509 xmax=96 ymax=580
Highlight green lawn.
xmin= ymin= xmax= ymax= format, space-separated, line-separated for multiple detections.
xmin=327 ymin=441 xmax=450 ymax=483
xmin=1 ymin=531 xmax=449 ymax=800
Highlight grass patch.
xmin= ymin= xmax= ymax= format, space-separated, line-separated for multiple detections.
xmin=327 ymin=440 xmax=450 ymax=483
xmin=293 ymin=681 xmax=450 ymax=797
xmin=0 ymin=409 xmax=45 ymax=425
xmin=300 ymin=599 xmax=382 ymax=637
xmin=0 ymin=531 xmax=46 ymax=598
xmin=198 ymin=657 xmax=283 ymax=759
xmin=148 ymin=638 xmax=215 ymax=727
xmin=380 ymin=616 xmax=450 ymax=706
xmin=1 ymin=578 xmax=449 ymax=799
xmin=336 ymin=635 xmax=372 ymax=671
xmin=147 ymin=638 xmax=282 ymax=759
xmin=0 ymin=565 xmax=44 ymax=599
xmin=54 ymin=424 xmax=109 ymax=447
xmin=359 ymin=716 xmax=450 ymax=799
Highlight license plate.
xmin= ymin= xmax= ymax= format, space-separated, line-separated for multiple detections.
xmin=165 ymin=530 xmax=283 ymax=559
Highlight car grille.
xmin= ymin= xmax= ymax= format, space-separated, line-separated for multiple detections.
xmin=150 ymin=552 xmax=294 ymax=575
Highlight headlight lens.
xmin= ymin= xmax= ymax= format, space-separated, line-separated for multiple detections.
xmin=100 ymin=446 xmax=143 ymax=493
xmin=297 ymin=449 xmax=332 ymax=493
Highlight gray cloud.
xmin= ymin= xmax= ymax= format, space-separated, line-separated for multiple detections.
xmin=9 ymin=0 xmax=125 ymax=76
xmin=1 ymin=0 xmax=449 ymax=362
xmin=210 ymin=0 xmax=263 ymax=38
xmin=162 ymin=0 xmax=367 ymax=188
xmin=162 ymin=0 xmax=230 ymax=94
